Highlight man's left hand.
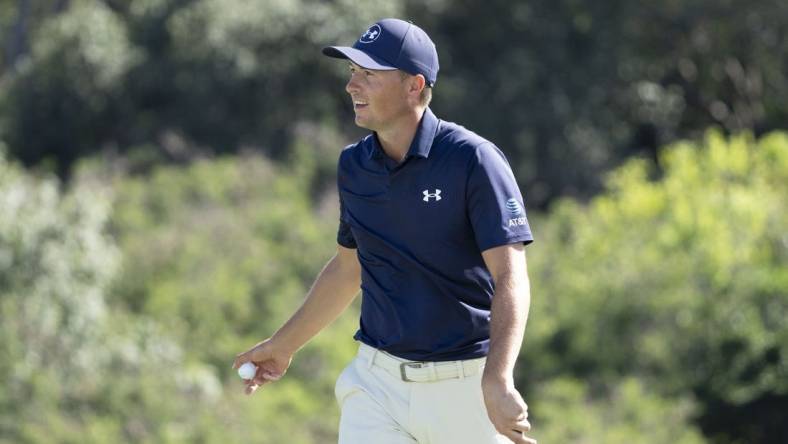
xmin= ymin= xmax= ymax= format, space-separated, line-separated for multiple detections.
xmin=481 ymin=377 xmax=537 ymax=444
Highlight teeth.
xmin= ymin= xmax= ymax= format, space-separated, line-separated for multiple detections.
xmin=354 ymin=101 xmax=368 ymax=105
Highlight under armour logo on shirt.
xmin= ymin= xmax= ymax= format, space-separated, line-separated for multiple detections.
xmin=422 ymin=189 xmax=442 ymax=202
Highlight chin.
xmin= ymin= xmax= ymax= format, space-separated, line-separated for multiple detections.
xmin=354 ymin=117 xmax=373 ymax=130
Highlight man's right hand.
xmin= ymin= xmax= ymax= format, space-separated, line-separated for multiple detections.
xmin=233 ymin=338 xmax=293 ymax=395
xmin=231 ymin=247 xmax=361 ymax=396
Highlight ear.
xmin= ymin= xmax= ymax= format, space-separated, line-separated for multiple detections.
xmin=409 ymin=74 xmax=426 ymax=96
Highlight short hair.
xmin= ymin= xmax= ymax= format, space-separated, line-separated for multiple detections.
xmin=399 ymin=71 xmax=432 ymax=107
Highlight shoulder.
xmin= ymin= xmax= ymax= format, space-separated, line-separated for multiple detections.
xmin=338 ymin=135 xmax=373 ymax=169
xmin=435 ymin=120 xmax=492 ymax=152
xmin=434 ymin=120 xmax=506 ymax=168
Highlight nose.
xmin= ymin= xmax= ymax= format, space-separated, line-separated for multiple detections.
xmin=346 ymin=73 xmax=360 ymax=95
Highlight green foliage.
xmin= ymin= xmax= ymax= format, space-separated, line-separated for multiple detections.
xmin=406 ymin=0 xmax=788 ymax=207
xmin=108 ymin=153 xmax=336 ymax=363
xmin=104 ymin=152 xmax=359 ymax=442
xmin=0 ymin=148 xmax=198 ymax=443
xmin=125 ymin=0 xmax=403 ymax=155
xmin=3 ymin=129 xmax=787 ymax=442
xmin=524 ymin=130 xmax=788 ymax=442
xmin=532 ymin=377 xmax=705 ymax=444
xmin=1 ymin=147 xmax=115 ymax=432
xmin=1 ymin=147 xmax=360 ymax=443
xmin=1 ymin=0 xmax=403 ymax=176
xmin=1 ymin=0 xmax=140 ymax=174
xmin=3 ymin=0 xmax=787 ymax=209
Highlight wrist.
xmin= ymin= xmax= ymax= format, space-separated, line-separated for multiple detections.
xmin=269 ymin=330 xmax=299 ymax=358
xmin=481 ymin=367 xmax=515 ymax=389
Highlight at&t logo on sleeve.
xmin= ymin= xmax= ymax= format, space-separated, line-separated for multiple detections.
xmin=506 ymin=198 xmax=527 ymax=227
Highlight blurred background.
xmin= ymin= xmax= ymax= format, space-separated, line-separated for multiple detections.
xmin=0 ymin=0 xmax=786 ymax=443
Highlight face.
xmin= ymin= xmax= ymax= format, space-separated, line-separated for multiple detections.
xmin=345 ymin=62 xmax=412 ymax=131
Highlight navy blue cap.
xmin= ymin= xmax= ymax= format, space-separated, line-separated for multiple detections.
xmin=322 ymin=18 xmax=439 ymax=87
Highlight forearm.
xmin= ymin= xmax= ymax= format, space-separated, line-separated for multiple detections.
xmin=271 ymin=252 xmax=361 ymax=355
xmin=483 ymin=268 xmax=530 ymax=385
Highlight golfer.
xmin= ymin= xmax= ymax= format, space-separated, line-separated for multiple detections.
xmin=234 ymin=18 xmax=536 ymax=444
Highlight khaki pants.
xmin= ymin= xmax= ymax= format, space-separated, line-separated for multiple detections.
xmin=335 ymin=343 xmax=510 ymax=444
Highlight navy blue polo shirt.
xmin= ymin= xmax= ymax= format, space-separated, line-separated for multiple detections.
xmin=337 ymin=108 xmax=533 ymax=361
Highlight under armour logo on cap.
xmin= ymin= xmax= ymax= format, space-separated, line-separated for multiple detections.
xmin=423 ymin=189 xmax=442 ymax=202
xmin=359 ymin=25 xmax=382 ymax=43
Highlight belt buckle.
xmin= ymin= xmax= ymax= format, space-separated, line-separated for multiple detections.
xmin=399 ymin=361 xmax=423 ymax=382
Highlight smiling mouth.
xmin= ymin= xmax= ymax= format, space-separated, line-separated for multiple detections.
xmin=353 ymin=100 xmax=368 ymax=110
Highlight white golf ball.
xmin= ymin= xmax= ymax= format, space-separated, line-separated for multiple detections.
xmin=238 ymin=362 xmax=257 ymax=380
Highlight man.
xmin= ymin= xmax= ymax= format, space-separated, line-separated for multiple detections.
xmin=234 ymin=18 xmax=536 ymax=444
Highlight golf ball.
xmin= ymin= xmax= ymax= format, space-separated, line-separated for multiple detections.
xmin=238 ymin=362 xmax=257 ymax=380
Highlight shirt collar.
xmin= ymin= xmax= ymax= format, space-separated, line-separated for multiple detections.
xmin=367 ymin=107 xmax=440 ymax=160
xmin=406 ymin=107 xmax=439 ymax=159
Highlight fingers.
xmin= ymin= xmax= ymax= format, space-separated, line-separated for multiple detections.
xmin=496 ymin=411 xmax=533 ymax=444
xmin=258 ymin=370 xmax=283 ymax=382
xmin=243 ymin=375 xmax=274 ymax=395
xmin=254 ymin=362 xmax=283 ymax=383
xmin=232 ymin=351 xmax=249 ymax=369
xmin=244 ymin=383 xmax=259 ymax=395
xmin=502 ymin=429 xmax=537 ymax=444
xmin=233 ymin=339 xmax=271 ymax=369
xmin=233 ymin=340 xmax=289 ymax=395
xmin=514 ymin=418 xmax=532 ymax=432
xmin=250 ymin=373 xmax=281 ymax=386
xmin=494 ymin=407 xmax=529 ymax=435
xmin=240 ymin=367 xmax=284 ymax=396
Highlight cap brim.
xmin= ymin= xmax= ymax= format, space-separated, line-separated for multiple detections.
xmin=322 ymin=46 xmax=398 ymax=71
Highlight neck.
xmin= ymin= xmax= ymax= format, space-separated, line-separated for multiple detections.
xmin=376 ymin=107 xmax=426 ymax=163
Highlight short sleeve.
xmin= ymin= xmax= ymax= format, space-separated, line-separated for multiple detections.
xmin=466 ymin=143 xmax=534 ymax=252
xmin=337 ymin=189 xmax=357 ymax=249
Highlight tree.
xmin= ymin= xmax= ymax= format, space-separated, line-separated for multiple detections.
xmin=0 ymin=0 xmax=403 ymax=178
xmin=0 ymin=147 xmax=208 ymax=443
xmin=5 ymin=0 xmax=787 ymax=209
xmin=102 ymin=150 xmax=359 ymax=442
xmin=407 ymin=0 xmax=788 ymax=208
xmin=0 ymin=144 xmax=361 ymax=443
xmin=0 ymin=0 xmax=138 ymax=177
xmin=523 ymin=130 xmax=788 ymax=443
